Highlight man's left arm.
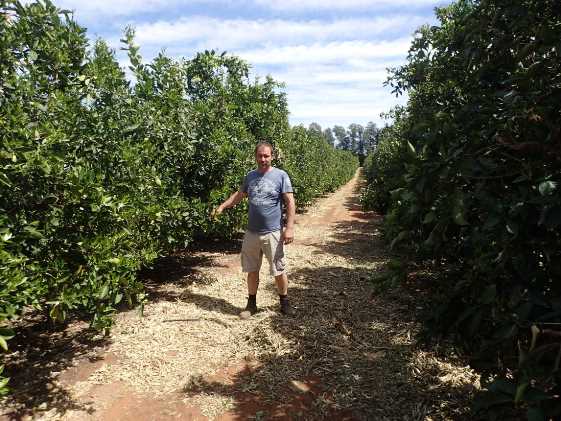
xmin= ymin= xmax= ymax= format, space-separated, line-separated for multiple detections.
xmin=282 ymin=192 xmax=295 ymax=244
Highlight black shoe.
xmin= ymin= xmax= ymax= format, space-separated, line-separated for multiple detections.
xmin=244 ymin=302 xmax=257 ymax=315
xmin=239 ymin=301 xmax=257 ymax=319
xmin=280 ymin=298 xmax=291 ymax=316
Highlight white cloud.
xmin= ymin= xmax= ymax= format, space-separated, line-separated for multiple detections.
xmin=315 ymin=70 xmax=389 ymax=83
xmin=255 ymin=0 xmax=443 ymax=10
xmin=55 ymin=0 xmax=169 ymax=17
xmin=118 ymin=18 xmax=413 ymax=129
xmin=131 ymin=15 xmax=424 ymax=49
xmin=262 ymin=61 xmax=406 ymax=128
xmin=42 ymin=0 xmax=433 ymax=128
xmin=288 ymin=98 xmax=404 ymax=128
xmin=239 ymin=39 xmax=411 ymax=65
xmin=40 ymin=0 xmax=447 ymax=17
xmin=264 ymin=62 xmax=394 ymax=89
xmin=287 ymin=83 xmax=389 ymax=102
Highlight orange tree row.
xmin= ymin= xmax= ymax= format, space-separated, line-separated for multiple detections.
xmin=0 ymin=0 xmax=358 ymax=393
xmin=364 ymin=0 xmax=560 ymax=419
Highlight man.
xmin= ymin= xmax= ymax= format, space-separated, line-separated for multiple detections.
xmin=212 ymin=141 xmax=295 ymax=317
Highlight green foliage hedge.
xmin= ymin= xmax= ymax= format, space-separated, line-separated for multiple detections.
xmin=361 ymin=108 xmax=409 ymax=214
xmin=364 ymin=0 xmax=561 ymax=418
xmin=0 ymin=0 xmax=358 ymax=394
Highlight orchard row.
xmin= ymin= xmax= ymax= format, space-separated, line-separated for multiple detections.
xmin=0 ymin=0 xmax=358 ymax=393
xmin=363 ymin=0 xmax=561 ymax=418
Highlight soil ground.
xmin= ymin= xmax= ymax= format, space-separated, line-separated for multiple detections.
xmin=1 ymin=172 xmax=479 ymax=420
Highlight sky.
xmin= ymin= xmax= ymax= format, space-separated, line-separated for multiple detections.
xmin=53 ymin=0 xmax=452 ymax=130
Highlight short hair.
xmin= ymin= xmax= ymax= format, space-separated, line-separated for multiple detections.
xmin=254 ymin=141 xmax=274 ymax=156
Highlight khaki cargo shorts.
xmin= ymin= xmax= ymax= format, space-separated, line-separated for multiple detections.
xmin=241 ymin=230 xmax=285 ymax=276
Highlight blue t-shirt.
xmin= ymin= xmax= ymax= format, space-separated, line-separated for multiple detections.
xmin=241 ymin=167 xmax=293 ymax=234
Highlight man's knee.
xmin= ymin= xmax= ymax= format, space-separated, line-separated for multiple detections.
xmin=274 ymin=272 xmax=287 ymax=281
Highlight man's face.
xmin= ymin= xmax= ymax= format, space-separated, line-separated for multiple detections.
xmin=255 ymin=146 xmax=273 ymax=171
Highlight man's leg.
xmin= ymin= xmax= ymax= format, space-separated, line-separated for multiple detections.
xmin=242 ymin=271 xmax=259 ymax=316
xmin=264 ymin=231 xmax=290 ymax=315
xmin=247 ymin=271 xmax=259 ymax=295
xmin=275 ymin=272 xmax=290 ymax=315
xmin=241 ymin=231 xmax=262 ymax=317
xmin=274 ymin=272 xmax=288 ymax=295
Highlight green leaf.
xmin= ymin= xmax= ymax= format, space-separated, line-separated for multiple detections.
xmin=0 ymin=329 xmax=14 ymax=339
xmin=49 ymin=303 xmax=66 ymax=322
xmin=0 ymin=337 xmax=8 ymax=352
xmin=452 ymin=195 xmax=468 ymax=225
xmin=407 ymin=141 xmax=416 ymax=155
xmin=390 ymin=230 xmax=408 ymax=249
xmin=538 ymin=181 xmax=557 ymax=196
xmin=23 ymin=226 xmax=43 ymax=239
xmin=123 ymin=124 xmax=139 ymax=134
xmin=0 ymin=231 xmax=13 ymax=242
xmin=35 ymin=102 xmax=48 ymax=112
xmin=530 ymin=325 xmax=540 ymax=351
xmin=506 ymin=221 xmax=519 ymax=236
xmin=423 ymin=212 xmax=436 ymax=224
xmin=453 ymin=210 xmax=468 ymax=226
xmin=0 ymin=376 xmax=9 ymax=388
xmin=99 ymin=284 xmax=109 ymax=300
xmin=514 ymin=382 xmax=528 ymax=404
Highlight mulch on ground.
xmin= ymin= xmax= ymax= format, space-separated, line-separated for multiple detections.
xmin=1 ymin=172 xmax=479 ymax=421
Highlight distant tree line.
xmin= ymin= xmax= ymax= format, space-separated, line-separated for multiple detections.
xmin=306 ymin=122 xmax=380 ymax=164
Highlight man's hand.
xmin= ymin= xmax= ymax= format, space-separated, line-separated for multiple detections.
xmin=282 ymin=227 xmax=294 ymax=244
xmin=211 ymin=206 xmax=223 ymax=219
xmin=281 ymin=192 xmax=295 ymax=245
xmin=212 ymin=191 xmax=247 ymax=220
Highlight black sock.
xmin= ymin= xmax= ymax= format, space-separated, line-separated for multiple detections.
xmin=248 ymin=294 xmax=257 ymax=305
xmin=279 ymin=294 xmax=288 ymax=302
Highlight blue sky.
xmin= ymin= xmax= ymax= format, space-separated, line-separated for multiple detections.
xmin=54 ymin=0 xmax=452 ymax=130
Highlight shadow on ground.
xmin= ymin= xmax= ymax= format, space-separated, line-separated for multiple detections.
xmin=0 ymin=236 xmax=245 ymax=419
xmin=179 ymin=185 xmax=476 ymax=420
xmin=312 ymin=218 xmax=386 ymax=263
xmin=138 ymin=234 xmax=243 ymax=304
xmin=1 ymin=316 xmax=110 ymax=419
xmin=182 ymin=266 xmax=476 ymax=420
xmin=189 ymin=235 xmax=244 ymax=255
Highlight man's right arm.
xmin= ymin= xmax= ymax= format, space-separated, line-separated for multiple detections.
xmin=212 ymin=191 xmax=247 ymax=218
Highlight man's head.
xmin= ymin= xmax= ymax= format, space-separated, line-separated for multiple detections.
xmin=254 ymin=141 xmax=274 ymax=173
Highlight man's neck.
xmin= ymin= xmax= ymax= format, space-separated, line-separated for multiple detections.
xmin=257 ymin=166 xmax=273 ymax=174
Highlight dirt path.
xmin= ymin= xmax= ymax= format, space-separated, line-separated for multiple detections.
xmin=2 ymin=172 xmax=479 ymax=420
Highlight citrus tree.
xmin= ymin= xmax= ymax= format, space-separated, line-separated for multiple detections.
xmin=365 ymin=0 xmax=561 ymax=418
xmin=0 ymin=0 xmax=358 ymax=394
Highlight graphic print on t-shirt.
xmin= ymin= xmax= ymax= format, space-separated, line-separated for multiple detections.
xmin=248 ymin=177 xmax=278 ymax=207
